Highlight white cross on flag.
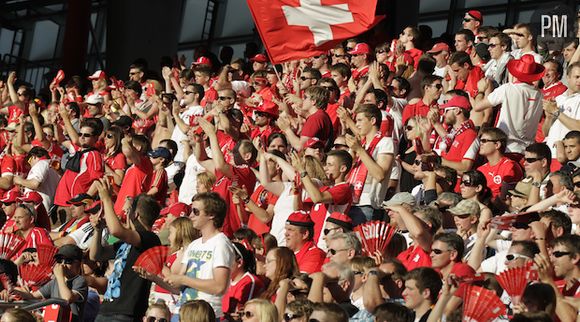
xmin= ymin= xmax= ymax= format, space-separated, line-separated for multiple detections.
xmin=246 ymin=0 xmax=383 ymax=64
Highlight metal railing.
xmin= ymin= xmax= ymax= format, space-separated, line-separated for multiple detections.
xmin=1 ymin=53 xmax=55 ymax=92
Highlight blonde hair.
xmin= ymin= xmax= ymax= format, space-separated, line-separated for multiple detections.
xmin=197 ymin=171 xmax=216 ymax=191
xmin=169 ymin=217 xmax=199 ymax=252
xmin=304 ymin=156 xmax=328 ymax=185
xmin=245 ymin=298 xmax=279 ymax=322
xmin=179 ymin=300 xmax=216 ymax=322
xmin=351 ymin=256 xmax=378 ymax=272
xmin=145 ymin=302 xmax=171 ymax=320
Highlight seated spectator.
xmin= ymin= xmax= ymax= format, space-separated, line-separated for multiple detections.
xmin=326 ymin=232 xmax=361 ymax=265
xmin=143 ymin=303 xmax=171 ymax=322
xmin=430 ymin=232 xmax=475 ymax=280
xmin=260 ymin=247 xmax=299 ymax=301
xmin=309 ymin=303 xmax=349 ymax=322
xmin=402 ymin=267 xmax=442 ymax=322
xmin=284 ymin=212 xmax=325 ymax=274
xmin=178 ymin=299 xmax=215 ymax=322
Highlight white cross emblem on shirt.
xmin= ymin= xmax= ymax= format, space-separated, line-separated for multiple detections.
xmin=282 ymin=0 xmax=354 ymax=46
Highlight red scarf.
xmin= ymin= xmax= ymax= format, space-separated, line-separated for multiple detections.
xmin=441 ymin=120 xmax=475 ymax=152
xmin=348 ymin=131 xmax=383 ymax=204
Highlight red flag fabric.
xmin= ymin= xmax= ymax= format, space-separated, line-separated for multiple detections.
xmin=247 ymin=0 xmax=383 ymax=64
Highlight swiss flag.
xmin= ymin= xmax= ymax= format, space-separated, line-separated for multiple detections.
xmin=247 ymin=0 xmax=384 ymax=64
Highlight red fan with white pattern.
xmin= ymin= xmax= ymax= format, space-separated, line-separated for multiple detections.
xmin=19 ymin=264 xmax=52 ymax=288
xmin=134 ymin=246 xmax=170 ymax=275
xmin=0 ymin=233 xmax=24 ymax=260
xmin=496 ymin=263 xmax=538 ymax=305
xmin=0 ymin=273 xmax=14 ymax=293
xmin=462 ymin=284 xmax=506 ymax=322
xmin=35 ymin=244 xmax=58 ymax=268
xmin=353 ymin=221 xmax=397 ymax=256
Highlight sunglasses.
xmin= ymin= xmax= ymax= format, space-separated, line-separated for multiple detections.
xmin=328 ymin=248 xmax=348 ymax=255
xmin=146 ymin=318 xmax=168 ymax=322
xmin=79 ymin=132 xmax=94 ymax=138
xmin=255 ymin=111 xmax=269 ymax=117
xmin=184 ymin=91 xmax=195 ymax=95
xmin=241 ymin=311 xmax=255 ymax=319
xmin=333 ymin=143 xmax=349 ymax=150
xmin=55 ymin=258 xmax=76 ymax=264
xmin=506 ymin=253 xmax=530 ymax=261
xmin=405 ymin=125 xmax=414 ymax=131
xmin=334 ymin=54 xmax=346 ymax=58
xmin=376 ymin=49 xmax=387 ymax=54
xmin=300 ymin=76 xmax=313 ymax=81
xmin=430 ymin=84 xmax=443 ymax=90
xmin=455 ymin=214 xmax=471 ymax=219
xmin=284 ymin=313 xmax=303 ymax=322
xmin=480 ymin=138 xmax=498 ymax=144
xmin=512 ymin=222 xmax=530 ymax=230
xmin=431 ymin=248 xmax=449 ymax=255
xmin=353 ymin=270 xmax=363 ymax=275
xmin=574 ymin=181 xmax=580 ymax=188
xmin=524 ymin=157 xmax=541 ymax=163
xmin=463 ymin=18 xmax=473 ymax=22
xmin=413 ymin=160 xmax=421 ymax=166
xmin=323 ymin=227 xmax=341 ymax=235
xmin=106 ymin=133 xmax=114 ymax=139
xmin=461 ymin=180 xmax=477 ymax=187
xmin=218 ymin=96 xmax=234 ymax=101
xmin=191 ymin=208 xmax=201 ymax=216
xmin=552 ymin=251 xmax=572 ymax=258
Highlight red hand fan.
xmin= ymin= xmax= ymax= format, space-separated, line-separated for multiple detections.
xmin=353 ymin=221 xmax=397 ymax=256
xmin=496 ymin=264 xmax=538 ymax=305
xmin=35 ymin=244 xmax=58 ymax=268
xmin=462 ymin=284 xmax=506 ymax=322
xmin=0 ymin=273 xmax=14 ymax=292
xmin=0 ymin=233 xmax=25 ymax=260
xmin=134 ymin=246 xmax=170 ymax=275
xmin=19 ymin=264 xmax=52 ymax=288
xmin=491 ymin=211 xmax=540 ymax=230
xmin=51 ymin=70 xmax=65 ymax=87
xmin=146 ymin=82 xmax=156 ymax=97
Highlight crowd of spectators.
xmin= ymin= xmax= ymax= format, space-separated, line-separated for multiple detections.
xmin=0 ymin=8 xmax=579 ymax=322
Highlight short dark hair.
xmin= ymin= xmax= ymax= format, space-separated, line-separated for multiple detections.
xmin=456 ymin=29 xmax=475 ymax=43
xmin=326 ymin=150 xmax=353 ymax=173
xmin=80 ymin=118 xmax=103 ymax=136
xmin=525 ymin=143 xmax=552 ymax=168
xmin=303 ymin=67 xmax=322 ymax=82
xmin=372 ymin=89 xmax=389 ymax=108
xmin=187 ymin=83 xmax=205 ymax=101
xmin=125 ymin=80 xmax=142 ymax=96
xmin=490 ymin=32 xmax=512 ymax=49
xmin=192 ymin=192 xmax=227 ymax=228
xmin=311 ymin=303 xmax=348 ymax=322
xmin=511 ymin=240 xmax=540 ymax=259
xmin=404 ymin=267 xmax=442 ymax=304
xmin=27 ymin=146 xmax=49 ymax=160
xmin=544 ymin=59 xmax=563 ymax=78
xmin=567 ymin=61 xmax=580 ymax=76
xmin=354 ymin=104 xmax=382 ymax=129
xmin=330 ymin=63 xmax=352 ymax=79
xmin=159 ymin=139 xmax=178 ymax=158
xmin=134 ymin=194 xmax=161 ymax=228
xmin=564 ymin=130 xmax=580 ymax=141
xmin=420 ymin=75 xmax=443 ymax=92
xmin=375 ymin=302 xmax=413 ymax=322
xmin=392 ymin=76 xmax=411 ymax=93
xmin=304 ymin=86 xmax=330 ymax=109
xmin=480 ymin=127 xmax=508 ymax=154
xmin=551 ymin=234 xmax=580 ymax=258
xmin=434 ymin=232 xmax=464 ymax=260
xmin=449 ymin=51 xmax=473 ymax=67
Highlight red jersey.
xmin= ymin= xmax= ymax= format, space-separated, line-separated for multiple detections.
xmin=247 ymin=185 xmax=279 ymax=235
xmin=402 ymin=99 xmax=437 ymax=126
xmin=537 ymin=81 xmax=568 ymax=142
xmin=54 ymin=146 xmax=104 ymax=207
xmin=250 ymin=125 xmax=280 ymax=147
xmin=105 ymin=152 xmax=127 ymax=171
xmin=222 ymin=272 xmax=265 ymax=315
xmin=351 ymin=65 xmax=369 ymax=83
xmin=397 ymin=244 xmax=432 ymax=271
xmin=212 ymin=165 xmax=257 ymax=237
xmin=294 ymin=240 xmax=326 ymax=274
xmin=114 ymin=155 xmax=153 ymax=216
xmin=306 ymin=182 xmax=352 ymax=245
xmin=454 ymin=67 xmax=485 ymax=98
xmin=216 ymin=131 xmax=238 ymax=165
xmin=7 ymin=104 xmax=27 ymax=124
xmin=440 ymin=127 xmax=479 ymax=162
xmin=302 ymin=109 xmax=333 ymax=146
xmin=326 ymin=102 xmax=341 ymax=135
xmin=18 ymin=227 xmax=54 ymax=257
xmin=200 ymin=87 xmax=218 ymax=107
xmin=477 ymin=156 xmax=524 ymax=198
xmin=405 ymin=48 xmax=424 ymax=69
xmin=149 ymin=168 xmax=168 ymax=208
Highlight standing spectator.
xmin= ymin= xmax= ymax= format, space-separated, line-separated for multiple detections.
xmin=447 ymin=51 xmax=484 ymax=99
xmin=348 ymin=43 xmax=371 ymax=84
xmin=430 ymin=232 xmax=476 ymax=280
xmin=428 ymin=43 xmax=451 ymax=78
xmin=462 ymin=10 xmax=483 ymax=35
xmin=511 ymin=23 xmax=543 ymax=63
xmin=398 ymin=27 xmax=423 ymax=69
xmin=170 ymin=83 xmax=204 ymax=163
xmin=475 ymin=54 xmax=545 ymax=155
xmin=448 ymin=200 xmax=481 ymax=259
xmin=561 ymin=38 xmax=578 ymax=85
xmin=401 ymin=75 xmax=443 ymax=126
xmin=483 ymin=32 xmax=513 ymax=87
xmin=538 ymin=59 xmax=568 ymax=145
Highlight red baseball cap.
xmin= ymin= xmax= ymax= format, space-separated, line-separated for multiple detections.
xmin=440 ymin=95 xmax=471 ymax=111
xmin=326 ymin=212 xmax=353 ymax=230
xmin=304 ymin=137 xmax=325 ymax=150
xmin=18 ymin=191 xmax=43 ymax=204
xmin=193 ymin=56 xmax=212 ymax=67
xmin=0 ymin=188 xmax=20 ymax=204
xmin=88 ymin=70 xmax=107 ymax=80
xmin=348 ymin=43 xmax=371 ymax=55
xmin=427 ymin=42 xmax=450 ymax=54
xmin=467 ymin=10 xmax=483 ymax=23
xmin=255 ymin=100 xmax=279 ymax=118
xmin=250 ymin=54 xmax=268 ymax=63
xmin=160 ymin=202 xmax=191 ymax=217
xmin=287 ymin=211 xmax=314 ymax=227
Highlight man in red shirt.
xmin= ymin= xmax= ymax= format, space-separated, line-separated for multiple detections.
xmin=430 ymin=232 xmax=475 ymax=281
xmin=398 ymin=26 xmax=423 ymax=69
xmin=53 ymin=117 xmax=104 ymax=212
xmin=1 ymin=72 xmax=31 ymax=125
xmin=284 ymin=211 xmax=326 ymax=274
xmin=463 ymin=10 xmax=483 ymax=35
xmin=402 ymin=75 xmax=443 ymax=126
xmin=249 ymin=100 xmax=279 ymax=147
xmin=537 ymin=59 xmax=568 ymax=143
xmin=348 ymin=43 xmax=371 ymax=84
xmin=537 ymin=235 xmax=580 ymax=298
xmin=114 ymin=135 xmax=154 ymax=217
xmin=197 ymin=117 xmax=257 ymax=237
xmin=447 ymin=51 xmax=484 ymax=99
xmin=278 ymin=86 xmax=333 ymax=150
xmin=432 ymin=95 xmax=479 ymax=174
xmin=454 ymin=29 xmax=475 ymax=54
xmin=292 ymin=149 xmax=353 ymax=247
xmin=477 ymin=128 xmax=523 ymax=198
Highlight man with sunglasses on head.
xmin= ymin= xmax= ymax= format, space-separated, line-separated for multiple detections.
xmin=171 ymin=83 xmax=204 ymax=163
xmin=476 ymin=127 xmax=524 ymax=199
xmin=14 ymin=244 xmax=88 ymax=322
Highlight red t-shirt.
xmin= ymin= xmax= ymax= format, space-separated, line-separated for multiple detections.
xmin=302 ymin=109 xmax=333 ymax=145
xmin=17 ymin=227 xmax=54 ymax=257
xmin=250 ymin=125 xmax=280 ymax=146
xmin=397 ymin=244 xmax=432 ymax=271
xmin=405 ymin=48 xmax=424 ymax=69
xmin=454 ymin=66 xmax=484 ymax=98
xmin=54 ymin=146 xmax=104 ymax=207
xmin=247 ymin=185 xmax=279 ymax=236
xmin=149 ymin=168 xmax=168 ymax=208
xmin=222 ymin=272 xmax=265 ymax=315
xmin=440 ymin=128 xmax=479 ymax=162
xmin=294 ymin=240 xmax=326 ymax=274
xmin=306 ymin=182 xmax=352 ymax=245
xmin=326 ymin=102 xmax=341 ymax=135
xmin=105 ymin=152 xmax=127 ymax=171
xmin=212 ymin=165 xmax=257 ymax=237
xmin=351 ymin=65 xmax=370 ymax=83
xmin=477 ymin=156 xmax=524 ymax=198
xmin=114 ymin=155 xmax=153 ymax=216
xmin=217 ymin=131 xmax=240 ymax=166
xmin=7 ymin=104 xmax=27 ymax=124
xmin=200 ymin=87 xmax=218 ymax=107
xmin=402 ymin=99 xmax=437 ymax=126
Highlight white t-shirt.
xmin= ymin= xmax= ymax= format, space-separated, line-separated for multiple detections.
xmin=171 ymin=105 xmax=204 ymax=162
xmin=357 ymin=136 xmax=395 ymax=208
xmin=545 ymin=92 xmax=580 ymax=156
xmin=433 ymin=66 xmax=446 ymax=78
xmin=25 ymin=159 xmax=60 ymax=211
xmin=179 ymin=233 xmax=234 ymax=317
xmin=511 ymin=49 xmax=543 ymax=64
xmin=487 ymin=83 xmax=544 ymax=154
xmin=178 ymin=154 xmax=205 ymax=205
